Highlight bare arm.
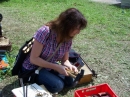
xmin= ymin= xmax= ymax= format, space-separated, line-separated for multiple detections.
xmin=30 ymin=39 xmax=68 ymax=75
xmin=62 ymin=52 xmax=72 ymax=67
xmin=30 ymin=39 xmax=59 ymax=70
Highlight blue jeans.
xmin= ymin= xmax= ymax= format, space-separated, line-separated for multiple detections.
xmin=22 ymin=66 xmax=73 ymax=93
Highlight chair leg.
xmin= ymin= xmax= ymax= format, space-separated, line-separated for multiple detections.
xmin=19 ymin=78 xmax=26 ymax=97
xmin=0 ymin=90 xmax=2 ymax=97
xmin=25 ymin=84 xmax=28 ymax=97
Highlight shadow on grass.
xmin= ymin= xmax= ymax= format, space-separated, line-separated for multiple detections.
xmin=1 ymin=78 xmax=94 ymax=97
xmin=59 ymin=80 xmax=94 ymax=96
xmin=111 ymin=3 xmax=130 ymax=9
xmin=1 ymin=79 xmax=19 ymax=97
xmin=0 ymin=0 xmax=10 ymax=3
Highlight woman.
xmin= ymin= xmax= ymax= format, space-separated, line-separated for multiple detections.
xmin=22 ymin=8 xmax=87 ymax=93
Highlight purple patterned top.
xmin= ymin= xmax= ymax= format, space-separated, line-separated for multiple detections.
xmin=22 ymin=25 xmax=72 ymax=70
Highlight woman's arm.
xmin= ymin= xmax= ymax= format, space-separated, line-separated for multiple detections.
xmin=30 ymin=39 xmax=68 ymax=75
xmin=62 ymin=52 xmax=72 ymax=67
xmin=30 ymin=39 xmax=59 ymax=70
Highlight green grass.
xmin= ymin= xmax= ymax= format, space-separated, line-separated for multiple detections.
xmin=0 ymin=0 xmax=130 ymax=97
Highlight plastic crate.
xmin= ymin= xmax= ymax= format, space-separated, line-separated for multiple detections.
xmin=74 ymin=83 xmax=118 ymax=97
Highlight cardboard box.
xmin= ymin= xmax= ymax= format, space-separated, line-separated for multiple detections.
xmin=78 ymin=64 xmax=92 ymax=84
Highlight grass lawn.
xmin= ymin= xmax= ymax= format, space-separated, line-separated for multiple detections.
xmin=0 ymin=0 xmax=130 ymax=97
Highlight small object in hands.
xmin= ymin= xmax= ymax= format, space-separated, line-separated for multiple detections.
xmin=65 ymin=67 xmax=84 ymax=87
xmin=65 ymin=68 xmax=77 ymax=78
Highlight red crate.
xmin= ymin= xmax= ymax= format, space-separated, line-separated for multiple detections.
xmin=74 ymin=83 xmax=118 ymax=97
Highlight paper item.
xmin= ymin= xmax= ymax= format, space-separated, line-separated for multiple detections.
xmin=12 ymin=83 xmax=52 ymax=97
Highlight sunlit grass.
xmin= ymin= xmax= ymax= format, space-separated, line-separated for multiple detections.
xmin=0 ymin=0 xmax=130 ymax=96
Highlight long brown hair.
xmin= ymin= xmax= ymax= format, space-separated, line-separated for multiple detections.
xmin=46 ymin=8 xmax=87 ymax=42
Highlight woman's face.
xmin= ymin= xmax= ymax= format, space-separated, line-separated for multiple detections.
xmin=69 ymin=28 xmax=80 ymax=38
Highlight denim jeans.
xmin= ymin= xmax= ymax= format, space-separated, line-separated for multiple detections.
xmin=22 ymin=66 xmax=73 ymax=93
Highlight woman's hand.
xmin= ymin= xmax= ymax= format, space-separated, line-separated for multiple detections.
xmin=71 ymin=65 xmax=78 ymax=73
xmin=56 ymin=65 xmax=69 ymax=76
xmin=63 ymin=60 xmax=78 ymax=73
xmin=62 ymin=52 xmax=78 ymax=73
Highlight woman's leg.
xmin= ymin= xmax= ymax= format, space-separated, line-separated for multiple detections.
xmin=36 ymin=68 xmax=64 ymax=93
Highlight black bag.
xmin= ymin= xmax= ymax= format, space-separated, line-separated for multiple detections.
xmin=18 ymin=69 xmax=38 ymax=84
xmin=69 ymin=49 xmax=84 ymax=70
xmin=12 ymin=38 xmax=34 ymax=76
xmin=12 ymin=38 xmax=37 ymax=85
xmin=69 ymin=49 xmax=97 ymax=77
xmin=12 ymin=31 xmax=50 ymax=76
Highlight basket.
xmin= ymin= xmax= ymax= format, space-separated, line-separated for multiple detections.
xmin=74 ymin=83 xmax=118 ymax=97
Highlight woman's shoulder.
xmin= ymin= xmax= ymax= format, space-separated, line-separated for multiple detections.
xmin=64 ymin=39 xmax=72 ymax=45
xmin=33 ymin=25 xmax=51 ymax=38
xmin=38 ymin=25 xmax=50 ymax=34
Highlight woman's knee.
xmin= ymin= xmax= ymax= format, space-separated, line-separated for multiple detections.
xmin=46 ymin=80 xmax=64 ymax=93
xmin=36 ymin=69 xmax=64 ymax=93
